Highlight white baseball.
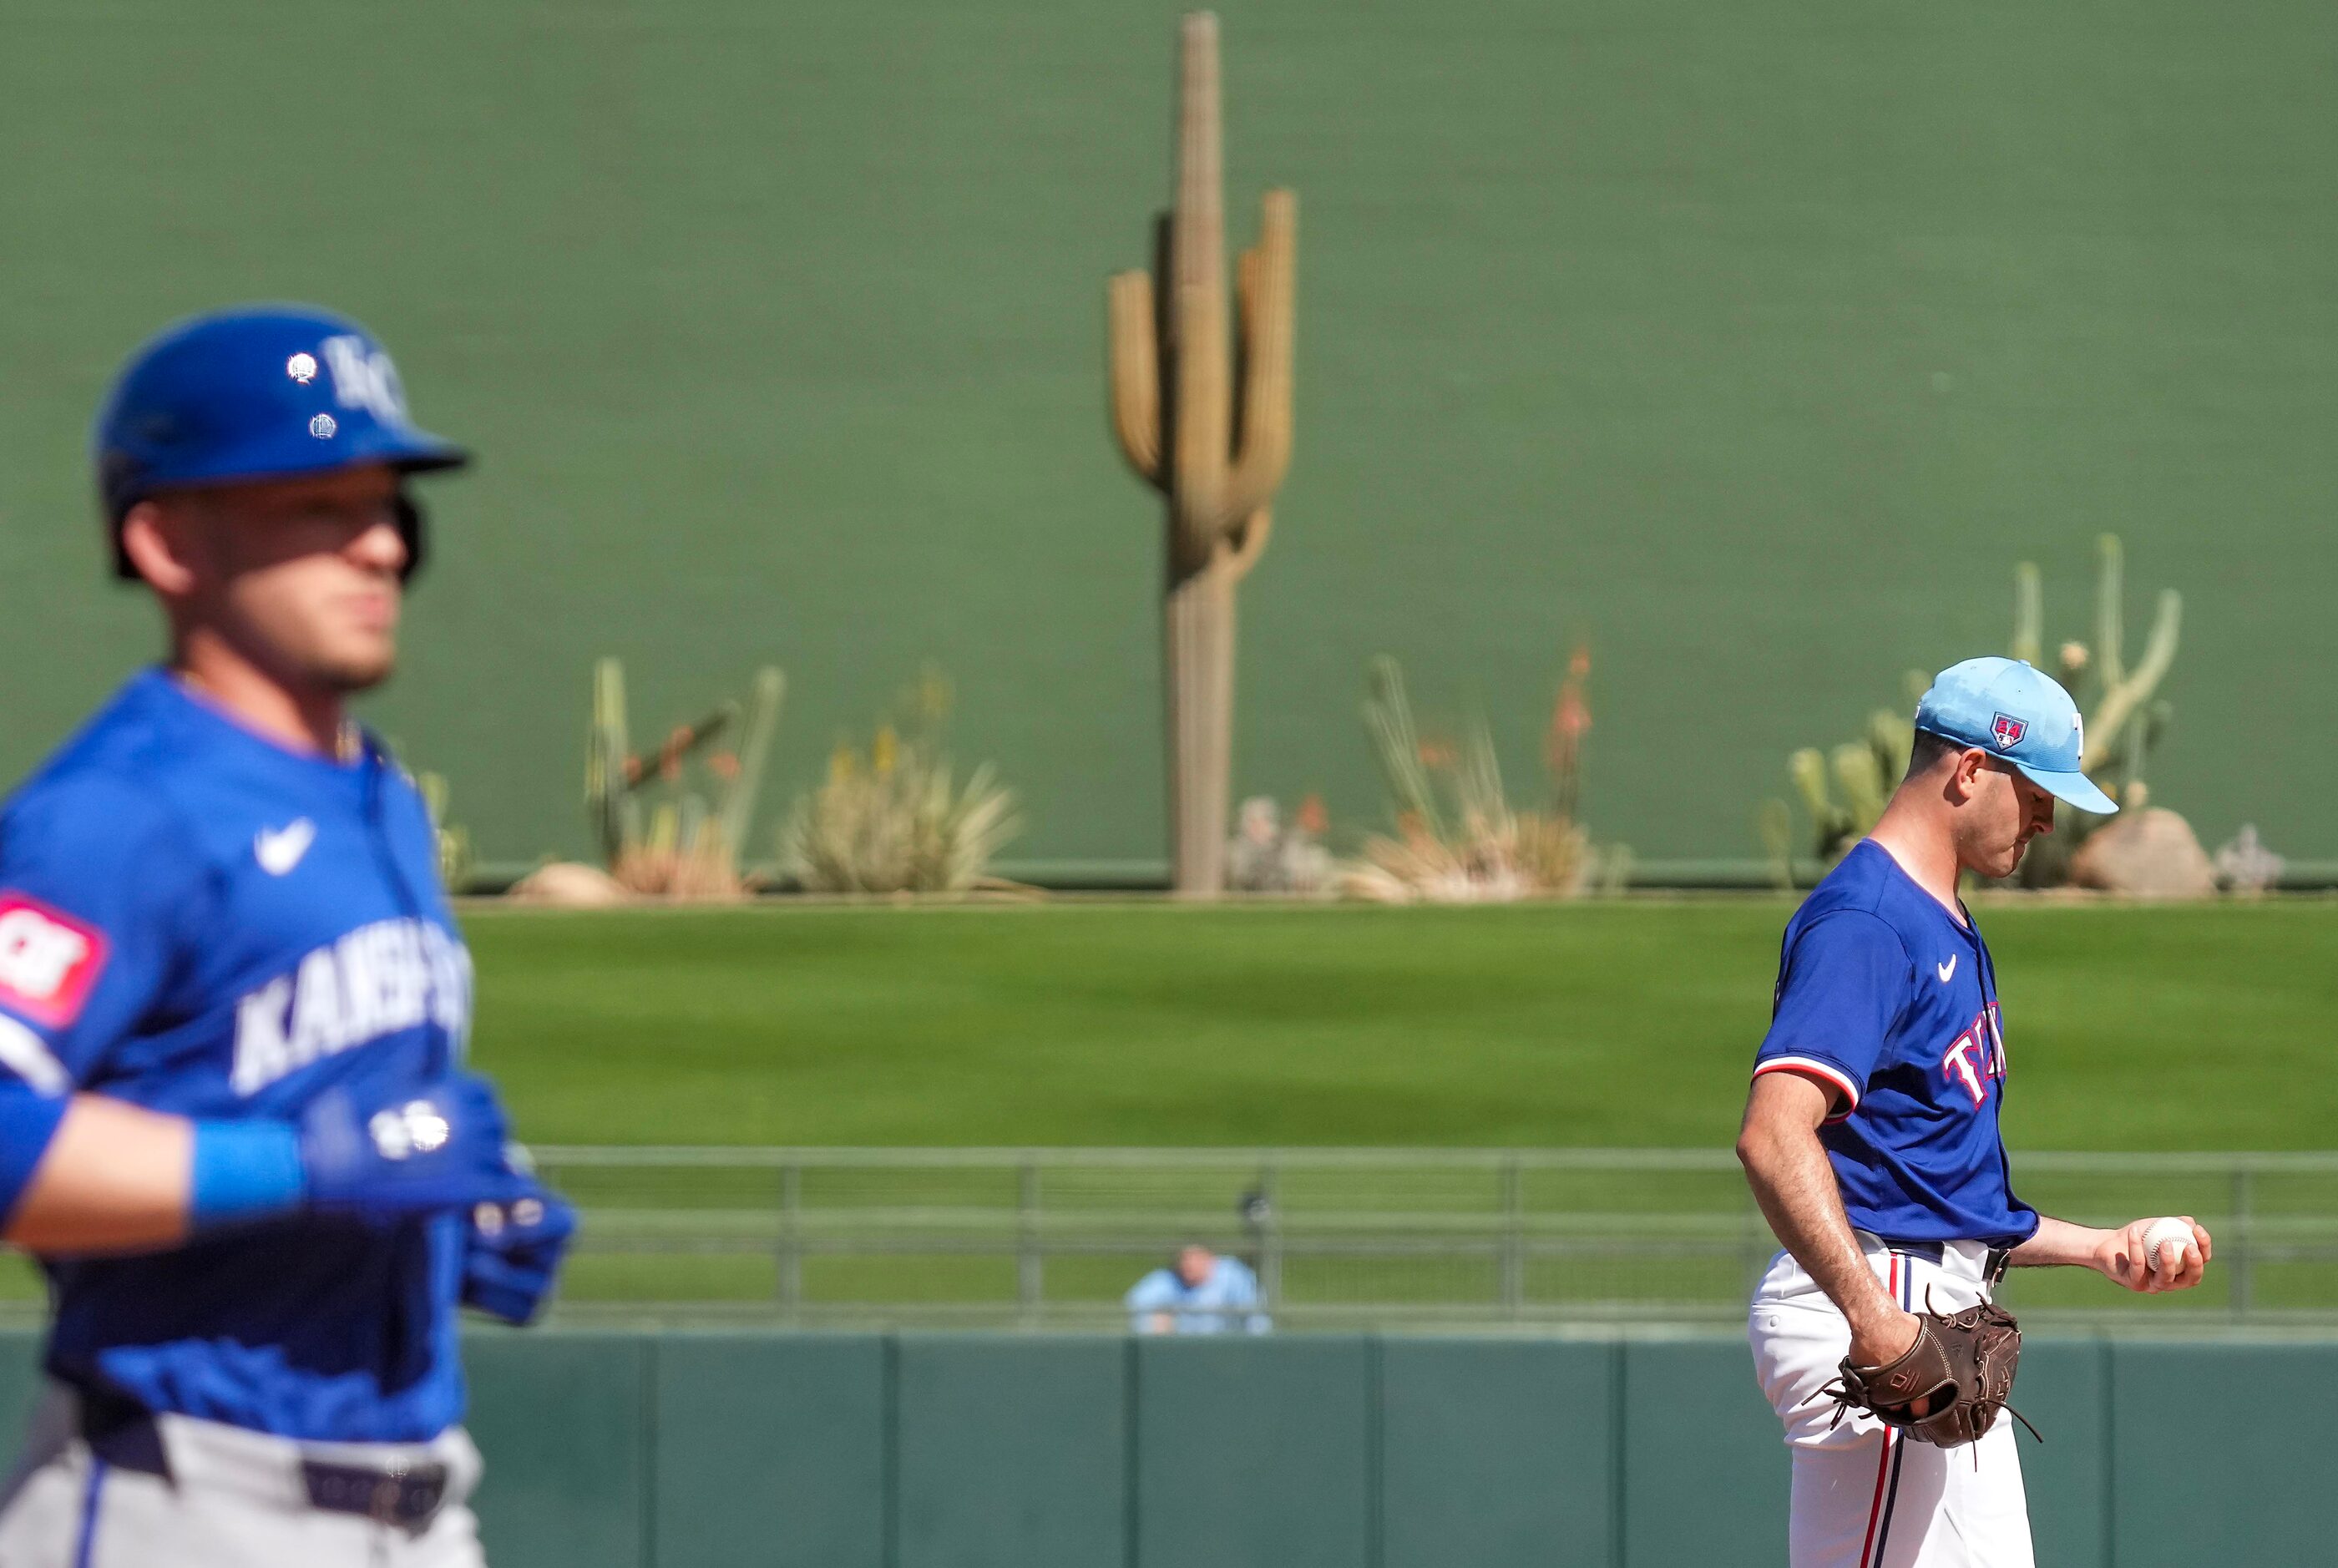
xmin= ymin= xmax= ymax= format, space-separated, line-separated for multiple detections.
xmin=2138 ymin=1216 xmax=2194 ymax=1277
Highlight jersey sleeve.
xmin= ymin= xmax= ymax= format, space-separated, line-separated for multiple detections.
xmin=0 ymin=776 xmax=205 ymax=1095
xmin=1753 ymin=910 xmax=1911 ymax=1121
xmin=1125 ymin=1268 xmax=1179 ymax=1313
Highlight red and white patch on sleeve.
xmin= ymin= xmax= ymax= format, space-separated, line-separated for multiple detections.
xmin=0 ymin=893 xmax=109 ymax=1029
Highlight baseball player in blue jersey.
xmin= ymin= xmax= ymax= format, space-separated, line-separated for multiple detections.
xmin=0 ymin=305 xmax=574 ymax=1565
xmin=1738 ymin=658 xmax=2213 ymax=1568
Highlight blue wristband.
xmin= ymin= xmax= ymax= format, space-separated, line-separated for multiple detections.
xmin=189 ymin=1121 xmax=307 ymax=1230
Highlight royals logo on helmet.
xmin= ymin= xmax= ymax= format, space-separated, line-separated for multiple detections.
xmin=1990 ymin=712 xmax=2027 ymax=750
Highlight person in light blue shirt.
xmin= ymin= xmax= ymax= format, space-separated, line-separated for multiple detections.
xmin=1126 ymin=1245 xmax=1270 ymax=1334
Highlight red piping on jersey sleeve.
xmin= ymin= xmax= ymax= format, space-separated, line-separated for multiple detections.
xmin=1752 ymin=1055 xmax=1860 ymax=1123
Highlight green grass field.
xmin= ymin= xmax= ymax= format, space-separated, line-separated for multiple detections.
xmin=467 ymin=898 xmax=2338 ymax=1151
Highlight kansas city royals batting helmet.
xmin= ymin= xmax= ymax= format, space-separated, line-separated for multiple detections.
xmin=92 ymin=304 xmax=469 ymax=579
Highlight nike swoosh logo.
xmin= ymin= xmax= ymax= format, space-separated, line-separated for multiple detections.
xmin=254 ymin=818 xmax=316 ymax=876
xmin=1937 ymin=955 xmax=1959 ymax=984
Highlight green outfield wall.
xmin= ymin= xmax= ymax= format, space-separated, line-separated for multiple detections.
xmin=0 ymin=1330 xmax=2319 ymax=1567
xmin=3 ymin=2 xmax=2332 ymax=873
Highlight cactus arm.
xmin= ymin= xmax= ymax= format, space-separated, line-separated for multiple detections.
xmin=588 ymin=657 xmax=631 ymax=864
xmin=1225 ymin=506 xmax=1273 ymax=581
xmin=1832 ymin=743 xmax=1886 ymax=834
xmin=1222 ymin=189 xmax=1296 ymax=529
xmin=1755 ymin=799 xmax=1796 ymax=891
xmin=1789 ymin=747 xmax=1853 ymax=857
xmin=717 ymin=667 xmax=786 ymax=862
xmin=2093 ymin=534 xmax=2126 ymax=688
xmin=1167 ymin=11 xmax=1230 ymax=566
xmin=2010 ymin=562 xmax=2042 ymax=665
xmin=1108 ymin=269 xmax=1164 ymax=487
xmin=1866 ymin=706 xmax=1915 ymax=781
xmin=2087 ymin=588 xmax=2180 ymax=766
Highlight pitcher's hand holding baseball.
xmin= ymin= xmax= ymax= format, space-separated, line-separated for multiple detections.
xmin=2098 ymin=1215 xmax=2212 ymax=1292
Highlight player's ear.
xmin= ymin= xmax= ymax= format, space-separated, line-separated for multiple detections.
xmin=1943 ymin=747 xmax=1990 ymax=804
xmin=118 ymin=500 xmax=200 ymax=598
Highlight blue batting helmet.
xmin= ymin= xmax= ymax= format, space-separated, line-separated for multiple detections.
xmin=92 ymin=304 xmax=469 ymax=579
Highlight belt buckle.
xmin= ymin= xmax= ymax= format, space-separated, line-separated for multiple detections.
xmin=303 ymin=1459 xmax=448 ymax=1533
xmin=369 ymin=1468 xmax=408 ymax=1527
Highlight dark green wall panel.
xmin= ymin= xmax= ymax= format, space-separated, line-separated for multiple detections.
xmin=464 ymin=1332 xmax=648 ymax=1568
xmin=1619 ymin=1339 xmax=1788 ymax=1568
xmin=655 ymin=1333 xmax=886 ymax=1568
xmin=0 ymin=1332 xmax=42 ymax=1447
xmin=1380 ymin=1338 xmax=1617 ymax=1568
xmin=1135 ymin=1337 xmax=1373 ymax=1568
xmin=2108 ymin=1343 xmax=2338 ymax=1568
xmin=0 ymin=1328 xmax=2330 ymax=1565
xmin=2013 ymin=1338 xmax=2109 ymax=1568
xmin=894 ymin=1335 xmax=1127 ymax=1568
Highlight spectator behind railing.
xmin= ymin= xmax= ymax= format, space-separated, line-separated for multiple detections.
xmin=1126 ymin=1244 xmax=1270 ymax=1334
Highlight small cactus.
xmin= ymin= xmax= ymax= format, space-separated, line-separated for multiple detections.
xmin=585 ymin=659 xmax=785 ymax=898
xmin=1770 ymin=670 xmax=1926 ymax=870
xmin=416 ymin=770 xmax=474 ymax=893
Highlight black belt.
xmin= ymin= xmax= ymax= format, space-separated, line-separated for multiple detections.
xmin=1875 ymin=1238 xmax=2012 ymax=1284
xmin=76 ymin=1388 xmax=448 ymax=1531
xmin=300 ymin=1459 xmax=448 ymax=1530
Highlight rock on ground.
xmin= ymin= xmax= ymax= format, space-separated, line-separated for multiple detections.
xmin=506 ymin=862 xmax=633 ymax=907
xmin=2068 ymin=807 xmax=2217 ymax=899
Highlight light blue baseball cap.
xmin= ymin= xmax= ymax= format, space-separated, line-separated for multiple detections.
xmin=1912 ymin=656 xmax=2118 ymax=815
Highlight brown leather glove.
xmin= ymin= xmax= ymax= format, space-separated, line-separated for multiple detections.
xmin=1825 ymin=1298 xmax=2029 ymax=1449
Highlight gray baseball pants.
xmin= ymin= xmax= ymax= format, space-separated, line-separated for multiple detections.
xmin=0 ymin=1383 xmax=486 ymax=1567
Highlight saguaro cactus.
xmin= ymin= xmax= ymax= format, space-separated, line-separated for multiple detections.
xmin=1109 ymin=11 xmax=1297 ymax=895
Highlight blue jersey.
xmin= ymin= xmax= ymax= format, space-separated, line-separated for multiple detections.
xmin=1752 ymin=842 xmax=2038 ymax=1248
xmin=0 ymin=670 xmax=473 ymax=1442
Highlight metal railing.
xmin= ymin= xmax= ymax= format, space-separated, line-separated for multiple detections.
xmin=527 ymin=1146 xmax=2338 ymax=1329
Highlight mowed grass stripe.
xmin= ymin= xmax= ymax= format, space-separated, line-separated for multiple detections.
xmin=461 ymin=901 xmax=2338 ymax=1151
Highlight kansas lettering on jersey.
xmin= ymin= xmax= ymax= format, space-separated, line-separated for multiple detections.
xmin=1751 ymin=841 xmax=2039 ymax=1247
xmin=232 ymin=918 xmax=471 ymax=1094
xmin=0 ymin=670 xmax=473 ymax=1442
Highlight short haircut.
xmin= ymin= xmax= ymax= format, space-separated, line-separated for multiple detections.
xmin=1904 ymin=727 xmax=1963 ymax=781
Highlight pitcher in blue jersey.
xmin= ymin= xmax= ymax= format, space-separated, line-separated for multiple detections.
xmin=1738 ymin=658 xmax=2212 ymax=1568
xmin=0 ymin=306 xmax=574 ymax=1565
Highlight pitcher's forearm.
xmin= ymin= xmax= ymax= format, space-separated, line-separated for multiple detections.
xmin=2006 ymin=1215 xmax=2109 ymax=1270
xmin=1739 ymin=1112 xmax=1898 ymax=1327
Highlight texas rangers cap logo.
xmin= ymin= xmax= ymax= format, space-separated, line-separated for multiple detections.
xmin=1990 ymin=712 xmax=2027 ymax=750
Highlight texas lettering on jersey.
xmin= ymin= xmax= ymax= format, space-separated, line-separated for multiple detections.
xmin=0 ymin=893 xmax=109 ymax=1029
xmin=1940 ymin=1002 xmax=2007 ymax=1108
xmin=231 ymin=917 xmax=472 ymax=1095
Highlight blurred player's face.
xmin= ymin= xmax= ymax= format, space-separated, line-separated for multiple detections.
xmin=1954 ymin=756 xmax=2055 ymax=879
xmin=139 ymin=465 xmax=407 ymax=694
xmin=1176 ymin=1246 xmax=1214 ymax=1287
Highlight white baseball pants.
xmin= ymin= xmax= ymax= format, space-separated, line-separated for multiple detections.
xmin=0 ymin=1382 xmax=487 ymax=1567
xmin=1749 ymin=1235 xmax=2034 ymax=1568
